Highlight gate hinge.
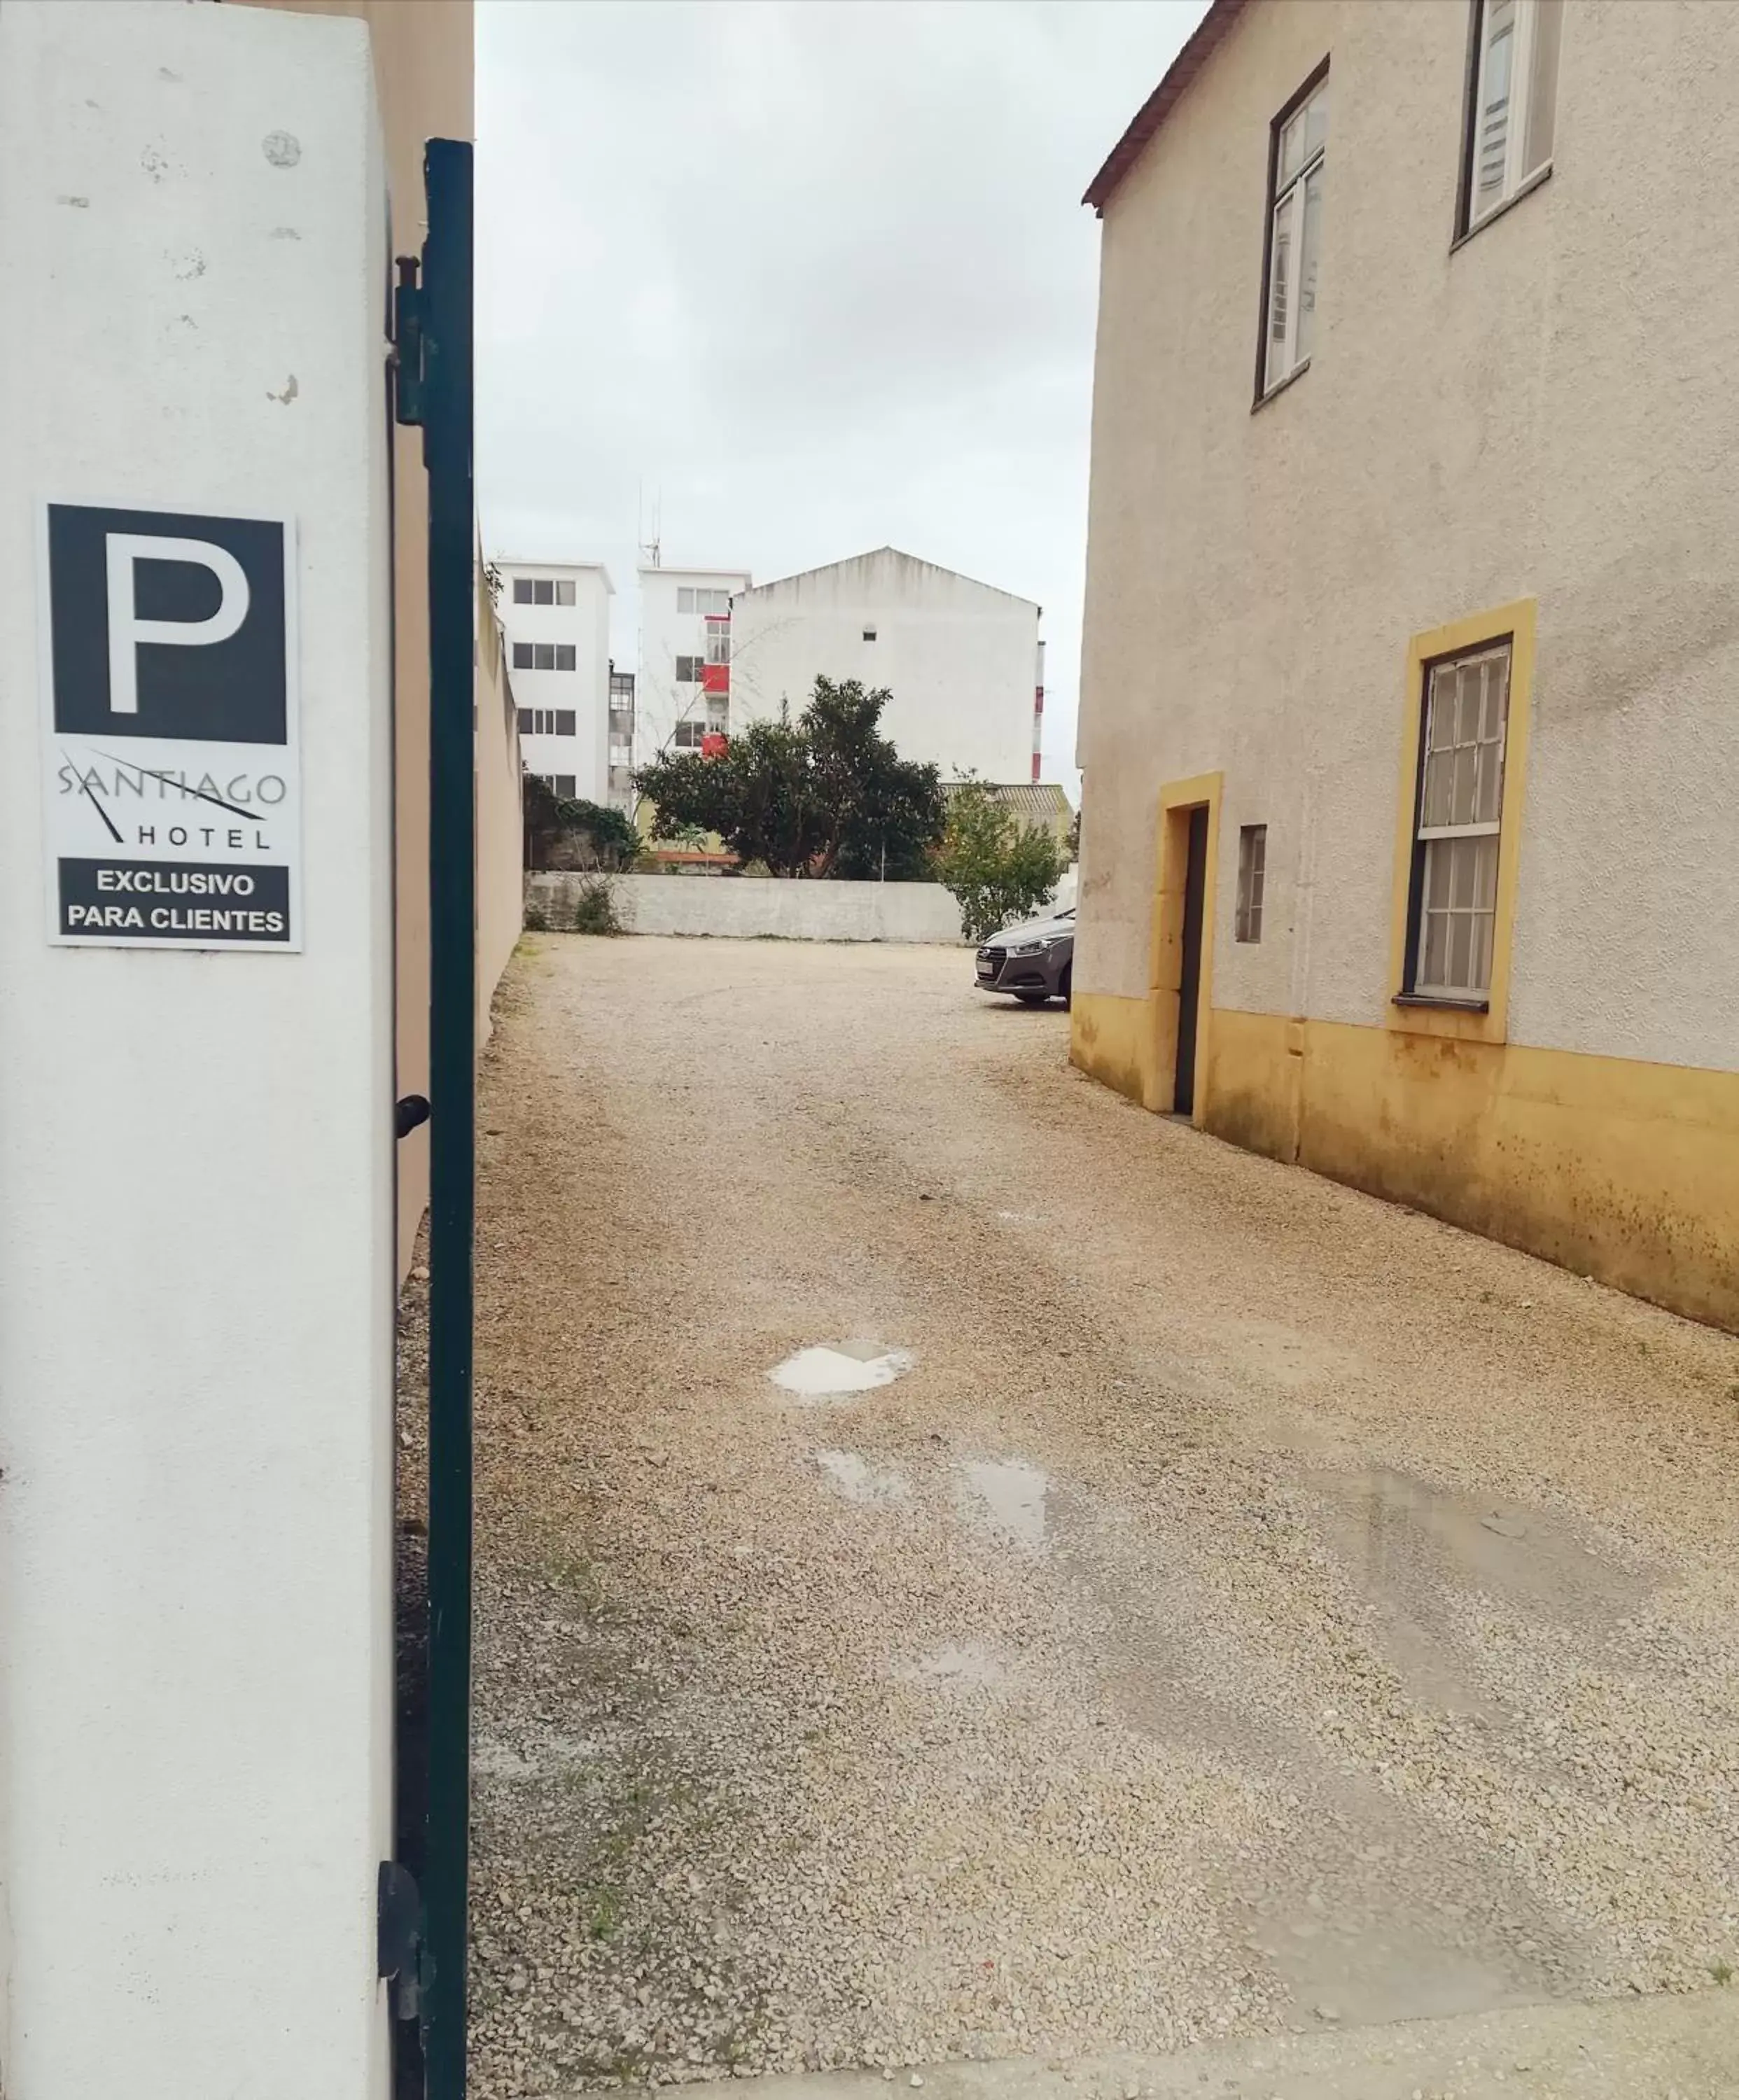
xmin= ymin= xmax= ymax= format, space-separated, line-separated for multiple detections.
xmin=378 ymin=1860 xmax=431 ymax=2022
xmin=391 ymin=254 xmax=426 ymax=428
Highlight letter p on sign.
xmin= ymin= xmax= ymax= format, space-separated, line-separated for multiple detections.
xmin=105 ymin=535 xmax=251 ymax=715
xmin=46 ymin=503 xmax=289 ymax=746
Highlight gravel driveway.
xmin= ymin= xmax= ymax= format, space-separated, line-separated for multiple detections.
xmin=446 ymin=937 xmax=1739 ymax=2098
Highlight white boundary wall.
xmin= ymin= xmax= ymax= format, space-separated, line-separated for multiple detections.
xmin=531 ymin=873 xmax=967 ymax=942
xmin=0 ymin=6 xmax=395 ymax=2093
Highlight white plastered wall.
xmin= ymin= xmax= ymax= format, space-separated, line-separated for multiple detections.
xmin=732 ymin=550 xmax=1040 ymax=785
xmin=1077 ymin=0 xmax=1739 ymax=1073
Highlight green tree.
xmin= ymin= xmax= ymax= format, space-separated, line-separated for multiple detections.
xmin=633 ymin=678 xmax=943 ymax=878
xmin=933 ymin=781 xmax=1066 ymax=944
xmin=523 ymin=776 xmax=642 ymax=872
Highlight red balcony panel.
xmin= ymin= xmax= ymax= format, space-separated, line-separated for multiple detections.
xmin=701 ymin=663 xmax=730 ymax=695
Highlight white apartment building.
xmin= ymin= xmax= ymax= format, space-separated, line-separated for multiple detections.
xmin=730 ymin=547 xmax=1045 ymax=783
xmin=635 ymin=563 xmax=754 ymax=768
xmin=495 ymin=559 xmax=613 ymax=804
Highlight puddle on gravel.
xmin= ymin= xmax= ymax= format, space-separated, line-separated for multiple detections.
xmin=1327 ymin=1464 xmax=1651 ymax=1622
xmin=1306 ymin=1464 xmax=1654 ymax=1721
xmin=896 ymin=1641 xmax=1012 ymax=1690
xmin=955 ymin=1458 xmax=1049 ymax=1549
xmin=769 ymin=1343 xmax=914 ymax=1400
xmin=814 ymin=1449 xmax=911 ymax=1505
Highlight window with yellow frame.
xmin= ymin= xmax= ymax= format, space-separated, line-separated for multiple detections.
xmin=1388 ymin=600 xmax=1534 ymax=1044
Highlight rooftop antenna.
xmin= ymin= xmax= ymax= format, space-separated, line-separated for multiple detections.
xmin=638 ymin=480 xmax=662 ymax=570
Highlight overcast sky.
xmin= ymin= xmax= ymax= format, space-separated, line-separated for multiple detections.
xmin=476 ymin=0 xmax=1208 ymax=788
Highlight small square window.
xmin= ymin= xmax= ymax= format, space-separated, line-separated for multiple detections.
xmin=555 ymin=710 xmax=576 ymax=737
xmin=555 ymin=579 xmax=576 ymax=606
xmin=677 ymin=587 xmax=696 ymax=615
xmin=862 ymin=627 xmax=877 ymax=642
xmin=533 ymin=578 xmax=554 ymax=606
xmin=512 ymin=578 xmax=533 ymax=604
xmin=517 ymin=707 xmax=533 ymax=734
xmin=555 ymin=644 xmax=576 ymax=672
xmin=512 ymin=641 xmax=532 ymax=670
xmin=1235 ymin=825 xmax=1266 ymax=942
xmin=675 ymin=654 xmax=702 ymax=683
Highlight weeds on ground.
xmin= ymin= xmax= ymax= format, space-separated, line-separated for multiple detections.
xmin=570 ymin=874 xmax=624 ymax=935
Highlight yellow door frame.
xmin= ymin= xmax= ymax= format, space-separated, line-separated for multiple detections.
xmin=1150 ymin=772 xmax=1223 ymax=1123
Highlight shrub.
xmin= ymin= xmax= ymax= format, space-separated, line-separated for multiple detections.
xmin=524 ymin=776 xmax=642 ymax=872
xmin=933 ymin=782 xmax=1066 ymax=944
xmin=569 ymin=874 xmax=623 ymax=936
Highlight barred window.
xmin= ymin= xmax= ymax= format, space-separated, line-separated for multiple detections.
xmin=1234 ymin=825 xmax=1266 ymax=943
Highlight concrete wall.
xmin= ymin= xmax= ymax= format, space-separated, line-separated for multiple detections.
xmin=496 ymin=559 xmax=612 ymax=804
xmin=242 ymin=0 xmax=477 ymax=1278
xmin=0 ymin=4 xmax=396 ymax=2087
xmin=529 ymin=873 xmax=968 ymax=944
xmin=732 ymin=547 xmax=1042 ymax=783
xmin=1073 ymin=0 xmax=1739 ymax=1324
xmin=477 ymin=556 xmax=524 ymax=1044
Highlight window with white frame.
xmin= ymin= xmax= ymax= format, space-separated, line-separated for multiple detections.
xmin=1462 ymin=0 xmax=1561 ymax=233
xmin=512 ymin=641 xmax=577 ymax=672
xmin=1407 ymin=641 xmax=1511 ymax=1002
xmin=511 ymin=576 xmax=578 ymax=606
xmin=1234 ymin=825 xmax=1266 ymax=942
xmin=1261 ymin=70 xmax=1327 ymax=396
xmin=674 ymin=654 xmax=703 ymax=683
xmin=672 ymin=718 xmax=708 ymax=748
xmin=517 ymin=708 xmax=575 ymax=738
xmin=704 ymin=617 xmax=731 ymax=666
xmin=676 ymin=587 xmax=732 ymax=616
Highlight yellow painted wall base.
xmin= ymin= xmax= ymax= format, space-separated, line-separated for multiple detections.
xmin=1072 ymin=993 xmax=1739 ymax=1331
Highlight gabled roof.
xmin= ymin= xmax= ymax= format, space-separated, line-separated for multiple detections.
xmin=1083 ymin=0 xmax=1246 ymax=216
xmin=942 ymin=780 xmax=1073 ymax=829
xmin=743 ymin=545 xmax=1038 ymax=612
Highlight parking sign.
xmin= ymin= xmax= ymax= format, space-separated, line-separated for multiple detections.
xmin=39 ymin=501 xmax=302 ymax=949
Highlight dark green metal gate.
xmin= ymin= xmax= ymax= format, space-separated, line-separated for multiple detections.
xmin=393 ymin=135 xmax=476 ymax=2100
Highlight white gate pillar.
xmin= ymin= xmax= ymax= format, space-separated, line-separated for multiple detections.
xmin=0 ymin=3 xmax=397 ymax=2092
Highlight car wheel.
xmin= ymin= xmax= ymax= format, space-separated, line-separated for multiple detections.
xmin=1059 ymin=964 xmax=1073 ymax=1008
xmin=1015 ymin=991 xmax=1049 ymax=1005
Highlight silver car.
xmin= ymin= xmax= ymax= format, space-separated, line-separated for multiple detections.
xmin=975 ymin=907 xmax=1074 ymax=1006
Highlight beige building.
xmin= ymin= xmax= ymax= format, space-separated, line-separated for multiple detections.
xmin=240 ymin=0 xmax=522 ymax=1272
xmin=1072 ymin=0 xmax=1739 ymax=1328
